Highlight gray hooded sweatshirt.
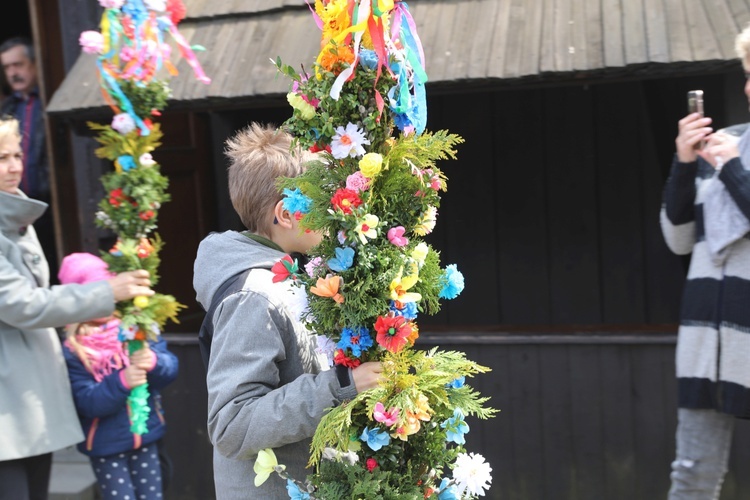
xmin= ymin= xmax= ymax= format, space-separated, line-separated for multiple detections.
xmin=193 ymin=231 xmax=358 ymax=499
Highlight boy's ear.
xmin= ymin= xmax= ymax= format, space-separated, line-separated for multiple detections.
xmin=273 ymin=200 xmax=294 ymax=229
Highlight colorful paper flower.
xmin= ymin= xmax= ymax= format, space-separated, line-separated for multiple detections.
xmin=315 ymin=335 xmax=337 ymax=367
xmin=389 ymin=267 xmax=422 ymax=304
xmin=310 ymin=275 xmax=344 ymax=303
xmin=391 ymin=410 xmax=422 ymax=441
xmin=333 ymin=348 xmax=361 ymax=368
xmin=452 ymin=453 xmax=492 ymax=498
xmin=111 ymin=113 xmax=136 ymax=134
xmin=346 ymin=171 xmax=370 ymax=192
xmin=166 ymin=0 xmax=187 ymax=25
xmin=286 ymin=479 xmax=311 ymax=500
xmin=331 ymin=188 xmax=362 ymax=215
xmin=331 ymin=123 xmax=370 ymax=159
xmin=360 ymin=427 xmax=391 ymax=452
xmin=319 ymin=43 xmax=355 ymax=74
xmin=387 ymin=226 xmax=409 ymax=247
xmin=79 ymin=30 xmax=104 ymax=54
xmin=336 ymin=325 xmax=373 ymax=357
xmin=99 ymin=0 xmax=124 ymax=8
xmin=374 ymin=314 xmax=412 ymax=353
xmin=139 ymin=153 xmax=156 ymax=167
xmin=366 ymin=458 xmax=378 ymax=472
xmin=305 ymin=256 xmax=324 ymax=278
xmin=390 ymin=300 xmax=418 ymax=320
xmin=437 ymin=478 xmax=459 ymax=500
xmin=287 ymin=92 xmax=317 ymax=121
xmin=373 ymin=402 xmax=400 ymax=427
xmin=358 ymin=152 xmax=383 ymax=178
xmin=411 ymin=242 xmax=429 ymax=266
xmin=438 ymin=264 xmax=465 ymax=300
xmin=447 ymin=376 xmax=465 ymax=389
xmin=144 ymin=0 xmax=166 ymax=11
xmin=414 ymin=206 xmax=438 ymax=236
xmin=282 ymin=188 xmax=313 ymax=215
xmin=271 ymin=255 xmax=300 ymax=283
xmin=327 ymin=247 xmax=355 ymax=273
xmin=441 ymin=408 xmax=469 ymax=445
xmin=116 ymin=155 xmax=137 ymax=172
xmin=253 ymin=448 xmax=284 ymax=487
xmin=354 ymin=214 xmax=379 ymax=244
xmin=136 ymin=238 xmax=155 ymax=258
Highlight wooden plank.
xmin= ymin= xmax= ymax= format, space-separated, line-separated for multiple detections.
xmin=517 ymin=0 xmax=545 ymax=77
xmin=644 ymin=0 xmax=670 ymax=63
xmin=568 ymin=345 xmax=606 ymax=498
xmin=598 ymin=345 xmax=636 ymax=498
xmin=631 ymin=344 xmax=676 ymax=499
xmin=569 ymin=0 xmax=589 ymax=70
xmin=622 ymin=0 xmax=648 ymax=65
xmin=725 ymin=0 xmax=750 ymax=33
xmin=583 ymin=0 xmax=604 ymax=70
xmin=702 ymin=0 xmax=743 ymax=58
xmin=601 ymin=0 xmax=625 ymax=67
xmin=424 ymin=0 xmax=460 ymax=83
xmin=466 ymin=0 xmax=501 ymax=79
xmin=684 ymin=0 xmax=722 ymax=61
xmin=593 ymin=83 xmax=647 ymax=323
xmin=437 ymin=93 xmax=501 ymax=324
xmin=502 ymin=0 xmax=529 ymax=78
xmin=544 ymin=86 xmax=601 ymax=324
xmin=539 ymin=345 xmax=574 ymax=499
xmin=539 ymin=0 xmax=558 ymax=72
xmin=445 ymin=0 xmax=477 ymax=80
xmin=663 ymin=0 xmax=692 ymax=62
xmin=493 ymin=88 xmax=551 ymax=324
xmin=485 ymin=0 xmax=513 ymax=78
xmin=554 ymin=0 xmax=573 ymax=72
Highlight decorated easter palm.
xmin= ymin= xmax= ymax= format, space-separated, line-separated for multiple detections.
xmin=79 ymin=0 xmax=210 ymax=433
xmin=264 ymin=1 xmax=497 ymax=498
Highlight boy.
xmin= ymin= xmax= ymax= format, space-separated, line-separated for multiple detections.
xmin=193 ymin=123 xmax=382 ymax=499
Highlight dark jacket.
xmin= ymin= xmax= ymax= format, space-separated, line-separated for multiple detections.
xmin=63 ymin=337 xmax=179 ymax=457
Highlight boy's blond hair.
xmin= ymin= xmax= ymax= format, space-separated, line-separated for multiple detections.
xmin=736 ymin=24 xmax=750 ymax=69
xmin=225 ymin=123 xmax=313 ymax=234
xmin=0 ymin=116 xmax=21 ymax=144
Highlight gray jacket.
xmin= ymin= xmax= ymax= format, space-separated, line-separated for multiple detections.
xmin=194 ymin=231 xmax=358 ymax=499
xmin=0 ymin=190 xmax=115 ymax=460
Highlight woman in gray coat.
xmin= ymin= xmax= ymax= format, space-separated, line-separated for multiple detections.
xmin=0 ymin=116 xmax=153 ymax=500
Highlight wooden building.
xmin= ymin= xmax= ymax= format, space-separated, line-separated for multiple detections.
xmin=10 ymin=0 xmax=750 ymax=498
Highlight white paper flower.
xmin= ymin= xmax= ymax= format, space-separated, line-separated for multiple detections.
xmin=98 ymin=0 xmax=124 ymax=8
xmin=111 ymin=113 xmax=136 ymax=134
xmin=452 ymin=452 xmax=492 ymax=497
xmin=139 ymin=153 xmax=156 ymax=167
xmin=331 ymin=123 xmax=370 ymax=159
xmin=144 ymin=0 xmax=166 ymax=12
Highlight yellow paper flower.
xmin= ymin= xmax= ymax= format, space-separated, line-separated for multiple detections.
xmin=413 ymin=206 xmax=437 ymax=236
xmin=359 ymin=152 xmax=383 ymax=178
xmin=287 ymin=92 xmax=316 ymax=120
xmin=253 ymin=448 xmax=284 ymax=487
xmin=389 ymin=267 xmax=422 ymax=303
xmin=391 ymin=411 xmax=422 ymax=441
xmin=355 ymin=214 xmax=379 ymax=244
xmin=411 ymin=242 xmax=429 ymax=266
xmin=414 ymin=393 xmax=433 ymax=421
xmin=317 ymin=0 xmax=351 ymax=47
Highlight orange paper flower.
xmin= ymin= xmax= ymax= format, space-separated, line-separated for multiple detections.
xmin=310 ymin=275 xmax=345 ymax=304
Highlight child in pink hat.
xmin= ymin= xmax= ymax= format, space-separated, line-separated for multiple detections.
xmin=59 ymin=252 xmax=178 ymax=500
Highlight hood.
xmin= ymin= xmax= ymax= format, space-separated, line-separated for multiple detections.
xmin=193 ymin=231 xmax=286 ymax=309
xmin=0 ymin=190 xmax=47 ymax=232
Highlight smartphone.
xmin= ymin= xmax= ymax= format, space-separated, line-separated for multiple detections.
xmin=687 ymin=90 xmax=705 ymax=149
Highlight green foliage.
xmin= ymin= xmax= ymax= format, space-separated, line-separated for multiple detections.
xmin=88 ymin=121 xmax=163 ymax=162
xmin=119 ymin=79 xmax=172 ymax=117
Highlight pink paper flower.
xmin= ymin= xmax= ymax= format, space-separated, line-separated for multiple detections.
xmin=387 ymin=226 xmax=408 ymax=247
xmin=79 ymin=31 xmax=104 ymax=54
xmin=373 ymin=402 xmax=400 ymax=426
xmin=346 ymin=171 xmax=370 ymax=193
xmin=111 ymin=113 xmax=136 ymax=135
xmin=98 ymin=0 xmax=124 ymax=8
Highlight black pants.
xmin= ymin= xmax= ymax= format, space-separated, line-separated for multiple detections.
xmin=0 ymin=453 xmax=53 ymax=500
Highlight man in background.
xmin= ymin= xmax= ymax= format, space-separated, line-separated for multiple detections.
xmin=0 ymin=36 xmax=57 ymax=280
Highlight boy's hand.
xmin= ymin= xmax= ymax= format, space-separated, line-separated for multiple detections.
xmin=122 ymin=365 xmax=148 ymax=388
xmin=130 ymin=347 xmax=156 ymax=371
xmin=352 ymin=361 xmax=383 ymax=393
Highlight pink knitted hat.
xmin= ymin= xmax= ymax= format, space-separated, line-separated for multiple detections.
xmin=58 ymin=252 xmax=115 ymax=285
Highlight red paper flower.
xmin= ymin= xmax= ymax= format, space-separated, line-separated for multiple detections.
xmin=139 ymin=210 xmax=155 ymax=221
xmin=166 ymin=0 xmax=187 ymax=25
xmin=271 ymin=255 xmax=300 ymax=283
xmin=333 ymin=349 xmax=361 ymax=368
xmin=330 ymin=188 xmax=362 ymax=215
xmin=374 ymin=315 xmax=412 ymax=353
xmin=109 ymin=188 xmax=125 ymax=207
xmin=366 ymin=458 xmax=378 ymax=472
xmin=309 ymin=142 xmax=332 ymax=153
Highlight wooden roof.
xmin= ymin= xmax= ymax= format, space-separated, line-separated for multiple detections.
xmin=47 ymin=0 xmax=750 ymax=115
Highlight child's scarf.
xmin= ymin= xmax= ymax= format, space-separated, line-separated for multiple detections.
xmin=65 ymin=320 xmax=130 ymax=382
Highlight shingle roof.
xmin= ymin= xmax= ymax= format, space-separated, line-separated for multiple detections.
xmin=47 ymin=0 xmax=750 ymax=115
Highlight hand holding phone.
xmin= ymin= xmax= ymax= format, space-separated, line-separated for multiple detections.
xmin=688 ymin=90 xmax=705 ymax=150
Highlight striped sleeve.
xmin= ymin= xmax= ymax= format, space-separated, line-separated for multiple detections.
xmin=660 ymin=156 xmax=698 ymax=255
xmin=719 ymin=157 xmax=750 ymax=221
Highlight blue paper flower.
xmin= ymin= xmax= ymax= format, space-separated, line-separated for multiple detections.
xmin=336 ymin=326 xmax=373 ymax=357
xmin=117 ymin=155 xmax=137 ymax=172
xmin=327 ymin=246 xmax=355 ymax=272
xmin=285 ymin=479 xmax=311 ymax=500
xmin=441 ymin=408 xmax=469 ymax=445
xmin=447 ymin=376 xmax=465 ymax=389
xmin=360 ymin=426 xmax=391 ymax=451
xmin=437 ymin=478 xmax=459 ymax=500
xmin=390 ymin=300 xmax=418 ymax=320
xmin=438 ymin=264 xmax=465 ymax=300
xmin=359 ymin=49 xmax=378 ymax=70
xmin=282 ymin=188 xmax=312 ymax=214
